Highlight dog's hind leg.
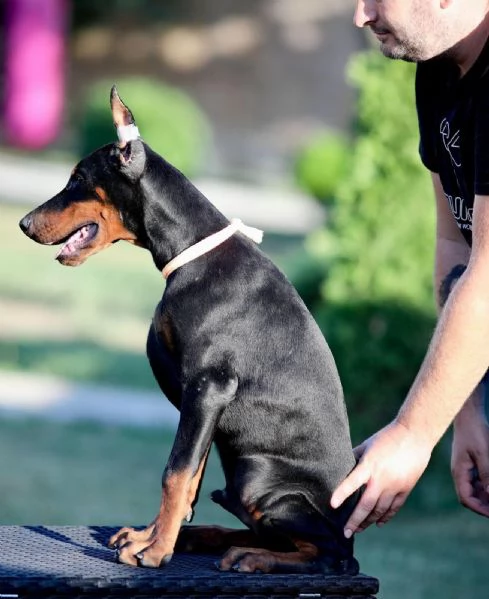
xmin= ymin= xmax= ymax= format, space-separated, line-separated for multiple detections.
xmin=218 ymin=539 xmax=359 ymax=575
xmin=212 ymin=490 xmax=358 ymax=574
xmin=218 ymin=539 xmax=319 ymax=573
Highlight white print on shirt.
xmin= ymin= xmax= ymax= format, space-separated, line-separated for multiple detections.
xmin=440 ymin=118 xmax=462 ymax=167
xmin=444 ymin=192 xmax=473 ymax=230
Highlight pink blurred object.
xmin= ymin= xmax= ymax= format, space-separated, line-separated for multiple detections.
xmin=5 ymin=0 xmax=67 ymax=149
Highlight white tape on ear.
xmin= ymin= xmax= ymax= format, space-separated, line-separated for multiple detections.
xmin=117 ymin=123 xmax=140 ymax=143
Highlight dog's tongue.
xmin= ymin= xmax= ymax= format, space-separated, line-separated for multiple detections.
xmin=55 ymin=224 xmax=93 ymax=258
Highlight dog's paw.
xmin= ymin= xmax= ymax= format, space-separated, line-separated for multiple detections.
xmin=137 ymin=545 xmax=173 ymax=568
xmin=115 ymin=538 xmax=173 ymax=568
xmin=108 ymin=524 xmax=155 ymax=549
xmin=218 ymin=547 xmax=274 ymax=574
xmin=110 ymin=525 xmax=174 ymax=568
xmin=217 ymin=545 xmax=323 ymax=574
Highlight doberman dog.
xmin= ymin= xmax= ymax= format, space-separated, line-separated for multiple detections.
xmin=19 ymin=87 xmax=359 ymax=575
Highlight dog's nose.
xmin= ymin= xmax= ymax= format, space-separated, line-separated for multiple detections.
xmin=19 ymin=214 xmax=32 ymax=233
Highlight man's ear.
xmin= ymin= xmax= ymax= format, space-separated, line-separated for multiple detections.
xmin=112 ymin=139 xmax=146 ymax=182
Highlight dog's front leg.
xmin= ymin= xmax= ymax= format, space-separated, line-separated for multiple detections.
xmin=113 ymin=368 xmax=238 ymax=568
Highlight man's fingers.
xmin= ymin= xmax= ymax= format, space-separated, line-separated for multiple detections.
xmin=330 ymin=462 xmax=370 ymax=510
xmin=376 ymin=493 xmax=407 ymax=526
xmin=452 ymin=466 xmax=474 ymax=506
xmin=460 ymin=495 xmax=489 ymax=518
xmin=331 ymin=421 xmax=430 ymax=536
xmin=475 ymin=461 xmax=489 ymax=493
xmin=355 ymin=491 xmax=399 ymax=531
xmin=452 ymin=460 xmax=489 ymax=518
xmin=340 ymin=482 xmax=385 ymax=537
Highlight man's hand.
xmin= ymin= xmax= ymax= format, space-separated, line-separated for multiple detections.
xmin=451 ymin=390 xmax=489 ymax=517
xmin=330 ymin=420 xmax=432 ymax=537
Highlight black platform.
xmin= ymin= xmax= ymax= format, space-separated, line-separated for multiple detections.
xmin=0 ymin=526 xmax=379 ymax=598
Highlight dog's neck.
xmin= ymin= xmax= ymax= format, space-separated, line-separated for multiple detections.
xmin=138 ymin=153 xmax=230 ymax=271
xmin=162 ymin=218 xmax=263 ymax=279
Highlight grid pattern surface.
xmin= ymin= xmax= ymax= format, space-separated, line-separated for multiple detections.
xmin=0 ymin=526 xmax=379 ymax=597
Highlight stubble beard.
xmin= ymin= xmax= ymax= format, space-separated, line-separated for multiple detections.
xmin=379 ymin=38 xmax=421 ymax=62
xmin=376 ymin=21 xmax=454 ymax=64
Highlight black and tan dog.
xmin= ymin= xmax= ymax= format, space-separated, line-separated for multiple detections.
xmin=19 ymin=87 xmax=359 ymax=574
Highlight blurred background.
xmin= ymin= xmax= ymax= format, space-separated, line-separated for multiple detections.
xmin=0 ymin=1 xmax=486 ymax=597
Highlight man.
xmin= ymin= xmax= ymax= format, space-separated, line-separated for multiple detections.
xmin=331 ymin=0 xmax=489 ymax=538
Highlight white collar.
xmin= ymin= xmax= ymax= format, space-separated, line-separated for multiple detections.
xmin=162 ymin=218 xmax=263 ymax=279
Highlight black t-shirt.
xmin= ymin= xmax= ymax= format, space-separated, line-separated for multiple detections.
xmin=416 ymin=37 xmax=489 ymax=246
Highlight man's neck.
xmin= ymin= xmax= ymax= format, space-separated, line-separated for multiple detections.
xmin=449 ymin=14 xmax=489 ymax=76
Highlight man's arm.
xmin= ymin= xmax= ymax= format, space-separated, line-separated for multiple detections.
xmin=397 ymin=183 xmax=489 ymax=443
xmin=431 ymin=174 xmax=489 ymax=517
xmin=331 ymin=173 xmax=489 ymax=534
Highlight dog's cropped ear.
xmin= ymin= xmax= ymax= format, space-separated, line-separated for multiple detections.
xmin=110 ymin=85 xmax=140 ymax=147
xmin=112 ymin=140 xmax=146 ymax=182
xmin=110 ymin=85 xmax=146 ymax=181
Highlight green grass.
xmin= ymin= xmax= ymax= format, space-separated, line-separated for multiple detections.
xmin=356 ymin=513 xmax=488 ymax=599
xmin=0 ymin=338 xmax=156 ymax=389
xmin=0 ymin=417 xmax=487 ymax=598
xmin=0 ymin=417 xmax=238 ymax=527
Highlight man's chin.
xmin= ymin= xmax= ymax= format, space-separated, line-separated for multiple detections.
xmin=380 ymin=42 xmax=419 ymax=63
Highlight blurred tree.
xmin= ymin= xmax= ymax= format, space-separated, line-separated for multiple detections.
xmin=292 ymin=50 xmax=436 ymax=441
xmin=295 ymin=131 xmax=352 ymax=206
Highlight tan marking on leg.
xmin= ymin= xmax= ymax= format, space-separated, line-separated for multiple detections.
xmin=134 ymin=468 xmax=194 ymax=567
xmin=125 ymin=453 xmax=210 ymax=568
xmin=186 ymin=446 xmax=211 ymax=517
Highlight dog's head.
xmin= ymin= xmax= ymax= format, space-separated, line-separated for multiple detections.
xmin=19 ymin=86 xmax=149 ymax=266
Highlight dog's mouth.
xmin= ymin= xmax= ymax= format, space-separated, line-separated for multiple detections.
xmin=54 ymin=222 xmax=99 ymax=261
